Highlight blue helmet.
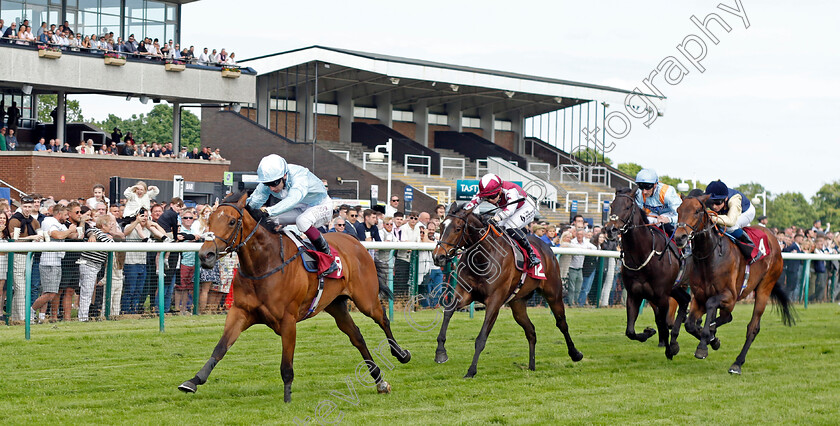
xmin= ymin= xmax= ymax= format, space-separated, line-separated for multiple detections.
xmin=256 ymin=154 xmax=289 ymax=183
xmin=635 ymin=168 xmax=658 ymax=185
xmin=705 ymin=180 xmax=729 ymax=200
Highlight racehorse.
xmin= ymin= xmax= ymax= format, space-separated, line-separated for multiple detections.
xmin=178 ymin=193 xmax=411 ymax=402
xmin=673 ymin=195 xmax=793 ymax=374
xmin=604 ymin=188 xmax=688 ymax=359
xmin=431 ymin=202 xmax=583 ymax=378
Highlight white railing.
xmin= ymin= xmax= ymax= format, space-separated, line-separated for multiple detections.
xmin=487 ymin=157 xmax=558 ymax=211
xmin=328 ymin=149 xmax=350 ymax=161
xmin=440 ymin=157 xmax=465 ymax=179
xmin=527 ymin=162 xmax=551 ymax=181
xmin=597 ymin=192 xmax=615 ymax=212
xmin=0 ymin=178 xmax=28 ymax=197
xmin=559 ymin=164 xmax=583 ymax=183
xmin=565 ymin=191 xmax=589 ymax=213
xmin=362 ymin=151 xmax=390 ymax=170
xmin=404 ymin=154 xmax=432 ymax=176
xmin=476 ymin=159 xmax=488 ymax=178
xmin=423 ymin=186 xmax=452 ymax=204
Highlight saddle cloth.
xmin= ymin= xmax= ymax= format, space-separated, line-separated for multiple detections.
xmin=504 ymin=234 xmax=547 ymax=280
xmin=284 ymin=230 xmax=344 ymax=279
xmin=727 ymin=226 xmax=768 ymax=262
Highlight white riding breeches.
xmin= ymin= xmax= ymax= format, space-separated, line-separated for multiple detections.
xmin=498 ymin=197 xmax=537 ymax=229
xmin=271 ymin=197 xmax=333 ymax=231
xmin=726 ymin=203 xmax=755 ymax=233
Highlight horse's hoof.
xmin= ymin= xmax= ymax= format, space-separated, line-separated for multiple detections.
xmin=643 ymin=327 xmax=657 ymax=337
xmin=377 ymin=381 xmax=391 ymax=394
xmin=396 ymin=349 xmax=411 ymax=364
xmin=694 ymin=347 xmax=708 ymax=360
xmin=710 ymin=337 xmax=721 ymax=351
xmin=728 ymin=364 xmax=742 ymax=375
xmin=668 ymin=343 xmax=680 ymax=359
xmin=570 ymin=350 xmax=584 ymax=362
xmin=434 ymin=351 xmax=448 ymax=364
xmin=178 ymin=381 xmax=197 ymax=393
xmin=658 ymin=341 xmax=667 ymax=348
xmin=464 ymin=368 xmax=477 ymax=379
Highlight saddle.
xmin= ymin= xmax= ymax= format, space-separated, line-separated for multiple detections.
xmin=283 ymin=229 xmax=343 ymax=279
xmin=725 ymin=226 xmax=768 ymax=263
xmin=499 ymin=231 xmax=546 ymax=281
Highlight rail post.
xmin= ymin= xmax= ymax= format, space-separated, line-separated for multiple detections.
xmin=802 ymin=259 xmax=811 ymax=309
xmin=104 ymin=252 xmax=114 ymax=319
xmin=158 ymin=252 xmax=166 ymax=332
xmin=5 ymin=252 xmax=13 ymax=326
xmin=594 ymin=257 xmax=604 ymax=308
xmin=387 ymin=250 xmax=395 ymax=320
xmin=24 ymin=252 xmax=33 ymax=340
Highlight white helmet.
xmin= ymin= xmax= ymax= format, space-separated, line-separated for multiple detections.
xmin=256 ymin=154 xmax=289 ymax=183
xmin=635 ymin=168 xmax=658 ymax=185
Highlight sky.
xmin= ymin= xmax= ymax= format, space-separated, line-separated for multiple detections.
xmin=76 ymin=0 xmax=840 ymax=198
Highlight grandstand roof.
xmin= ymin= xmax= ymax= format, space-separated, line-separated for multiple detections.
xmin=240 ymin=45 xmax=664 ymax=119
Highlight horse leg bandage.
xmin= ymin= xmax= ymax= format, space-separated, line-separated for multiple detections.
xmin=194 ymin=357 xmax=218 ymax=384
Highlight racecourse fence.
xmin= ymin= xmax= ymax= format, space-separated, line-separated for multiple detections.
xmin=1 ymin=241 xmax=838 ymax=340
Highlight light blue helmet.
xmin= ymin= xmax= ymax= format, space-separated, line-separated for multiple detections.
xmin=256 ymin=154 xmax=289 ymax=183
xmin=635 ymin=168 xmax=658 ymax=185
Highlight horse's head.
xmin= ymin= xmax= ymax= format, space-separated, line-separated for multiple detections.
xmin=604 ymin=187 xmax=638 ymax=241
xmin=433 ymin=201 xmax=484 ymax=267
xmin=674 ymin=194 xmax=711 ymax=249
xmin=199 ymin=192 xmax=252 ymax=268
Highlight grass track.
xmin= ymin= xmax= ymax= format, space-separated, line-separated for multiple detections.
xmin=1 ymin=303 xmax=839 ymax=424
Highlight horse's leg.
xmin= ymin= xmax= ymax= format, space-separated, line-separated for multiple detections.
xmin=278 ymin=315 xmax=297 ymax=403
xmin=509 ymin=298 xmax=537 ymax=371
xmin=729 ymin=285 xmax=772 ymax=374
xmin=683 ymin=297 xmax=705 ymax=342
xmin=708 ymin=307 xmax=733 ymax=351
xmin=668 ymin=297 xmax=690 ymax=359
xmin=178 ymin=305 xmax=253 ymax=393
xmin=542 ymin=282 xmax=584 ymax=362
xmin=625 ymin=292 xmax=656 ymax=342
xmin=464 ymin=298 xmax=503 ymax=379
xmin=435 ymin=285 xmax=472 ymax=364
xmin=695 ymin=294 xmax=722 ymax=360
xmin=324 ymin=298 xmax=391 ymax=394
xmin=355 ymin=289 xmax=411 ymax=364
xmin=652 ymin=297 xmax=672 ymax=358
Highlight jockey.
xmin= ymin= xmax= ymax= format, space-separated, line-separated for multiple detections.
xmin=634 ymin=168 xmax=681 ymax=235
xmin=465 ymin=173 xmax=539 ymax=267
xmin=704 ymin=180 xmax=759 ymax=263
xmin=247 ymin=154 xmax=336 ymax=270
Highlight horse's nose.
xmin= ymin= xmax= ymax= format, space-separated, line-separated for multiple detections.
xmin=605 ymin=225 xmax=618 ymax=240
xmin=200 ymin=250 xmax=216 ymax=268
xmin=433 ymin=255 xmax=447 ymax=267
xmin=674 ymin=234 xmax=688 ymax=248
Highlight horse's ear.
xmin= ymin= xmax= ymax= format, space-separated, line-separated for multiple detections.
xmin=447 ymin=201 xmax=457 ymax=215
xmin=236 ymin=192 xmax=248 ymax=207
xmin=698 ymin=194 xmax=710 ymax=203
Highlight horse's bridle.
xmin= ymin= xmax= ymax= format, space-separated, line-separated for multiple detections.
xmin=435 ymin=212 xmax=487 ymax=261
xmin=674 ymin=204 xmax=722 ymax=259
xmin=607 ymin=193 xmax=639 ymax=235
xmin=204 ymin=202 xmax=263 ymax=257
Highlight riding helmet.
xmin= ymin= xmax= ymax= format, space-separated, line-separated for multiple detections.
xmin=477 ymin=173 xmax=503 ymax=197
xmin=256 ymin=154 xmax=289 ymax=183
xmin=705 ymin=180 xmax=729 ymax=200
xmin=635 ymin=168 xmax=658 ymax=184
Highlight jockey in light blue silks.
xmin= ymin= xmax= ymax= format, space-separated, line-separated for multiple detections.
xmin=634 ymin=168 xmax=682 ymax=235
xmin=247 ymin=154 xmax=336 ymax=269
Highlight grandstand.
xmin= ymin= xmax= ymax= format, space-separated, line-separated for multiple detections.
xmin=204 ymin=45 xmax=653 ymax=223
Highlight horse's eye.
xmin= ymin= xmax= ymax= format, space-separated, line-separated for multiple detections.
xmin=229 ymin=219 xmax=236 ymax=226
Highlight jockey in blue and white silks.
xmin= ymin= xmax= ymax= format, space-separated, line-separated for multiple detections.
xmin=633 ymin=168 xmax=682 ymax=235
xmin=704 ymin=179 xmax=759 ymax=263
xmin=247 ymin=154 xmax=335 ymax=267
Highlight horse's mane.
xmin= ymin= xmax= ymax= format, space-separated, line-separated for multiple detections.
xmin=219 ymin=190 xmax=282 ymax=234
xmin=616 ymin=187 xmax=634 ymax=196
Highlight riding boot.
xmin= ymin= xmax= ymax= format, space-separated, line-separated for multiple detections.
xmin=311 ymin=234 xmax=338 ymax=275
xmin=735 ymin=232 xmax=757 ymax=264
xmin=506 ymin=227 xmax=540 ymax=267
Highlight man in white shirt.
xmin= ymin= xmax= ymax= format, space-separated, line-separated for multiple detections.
xmin=197 ymin=47 xmax=210 ymax=65
xmin=31 ymin=204 xmax=77 ymax=322
xmin=566 ymin=227 xmax=596 ymax=306
xmin=385 ymin=196 xmax=400 ymax=217
xmin=393 ymin=212 xmax=423 ymax=297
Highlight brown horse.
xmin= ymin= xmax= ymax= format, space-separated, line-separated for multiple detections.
xmin=673 ymin=195 xmax=793 ymax=374
xmin=178 ymin=193 xmax=410 ymax=402
xmin=604 ymin=188 xmax=688 ymax=359
xmin=431 ymin=202 xmax=583 ymax=378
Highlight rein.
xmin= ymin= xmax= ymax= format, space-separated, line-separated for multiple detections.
xmin=436 ymin=212 xmax=488 ymax=260
xmin=675 ymin=207 xmax=724 ymax=260
xmin=208 ymin=203 xmax=301 ymax=280
xmin=609 ymin=193 xmax=670 ymax=270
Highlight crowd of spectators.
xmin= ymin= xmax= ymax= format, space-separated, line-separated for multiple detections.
xmin=774 ymin=219 xmax=840 ymax=303
xmin=0 ymin=183 xmax=236 ymax=324
xmin=13 ymin=127 xmax=226 ymax=160
xmin=0 ymin=17 xmax=237 ymax=67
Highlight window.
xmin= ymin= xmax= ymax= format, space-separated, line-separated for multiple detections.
xmin=494 ymin=120 xmax=512 ymax=131
xmin=462 ymin=117 xmax=481 ymax=128
xmin=392 ymin=110 xmax=413 ymax=122
xmin=315 ymin=103 xmax=338 ymax=116
xmin=354 ymin=107 xmax=377 ymax=119
xmin=428 ymin=113 xmax=448 ymax=125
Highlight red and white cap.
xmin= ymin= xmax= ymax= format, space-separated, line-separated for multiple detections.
xmin=477 ymin=173 xmax=503 ymax=197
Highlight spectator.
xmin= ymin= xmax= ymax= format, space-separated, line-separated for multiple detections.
xmin=598 ymin=231 xmax=620 ymax=307
xmin=386 ymin=196 xmax=400 ymax=216
xmin=329 ymin=216 xmax=347 ymax=233
xmin=5 ymin=128 xmax=17 ymax=151
xmin=417 ymin=211 xmax=430 ymax=228
xmin=395 ymin=212 xmax=423 ymax=297
xmin=0 ymin=212 xmax=8 ymax=319
xmin=174 ymin=208 xmax=198 ymax=315
xmin=782 ymin=233 xmax=804 ymax=300
xmin=77 ymin=215 xmax=115 ymax=321
xmin=811 ymin=235 xmax=828 ymax=302
xmin=85 ymin=183 xmax=110 ymax=210
xmin=6 ymin=101 xmax=20 ymax=132
xmin=31 ymin=204 xmax=74 ymax=323
xmin=210 ymin=148 xmax=225 ymax=161
xmin=123 ymin=181 xmax=160 ymax=220
xmin=578 ymin=231 xmax=605 ymax=307
xmin=157 ymin=197 xmax=184 ymax=313
xmin=343 ymin=208 xmax=360 ymax=240
xmin=566 ymin=228 xmax=594 ymax=306
xmin=33 ymin=137 xmax=47 ymax=151
xmin=198 ymin=47 xmax=210 ymax=65
xmin=0 ymin=127 xmax=6 ymax=151
xmin=532 ymin=224 xmax=551 ymax=245
xmin=9 ymin=196 xmax=44 ymax=321
xmin=419 ymin=221 xmax=445 ymax=308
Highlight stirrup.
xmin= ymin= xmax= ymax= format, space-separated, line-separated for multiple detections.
xmin=527 ymin=254 xmax=540 ymax=267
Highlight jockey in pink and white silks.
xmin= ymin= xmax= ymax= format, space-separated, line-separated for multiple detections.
xmin=247 ymin=154 xmax=336 ymax=270
xmin=465 ymin=173 xmax=540 ymax=267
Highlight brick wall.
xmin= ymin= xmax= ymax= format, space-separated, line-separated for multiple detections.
xmin=0 ymin=152 xmax=229 ymax=201
xmin=392 ymin=121 xmax=416 ymax=140
xmin=427 ymin=125 xmax=450 ymax=147
xmin=494 ymin=131 xmax=514 ymax=152
xmin=463 ymin=128 xmax=484 ymax=138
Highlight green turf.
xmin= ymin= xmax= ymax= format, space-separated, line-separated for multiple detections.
xmin=1 ymin=303 xmax=838 ymax=424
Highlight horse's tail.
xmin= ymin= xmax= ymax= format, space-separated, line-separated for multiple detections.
xmin=770 ymin=281 xmax=796 ymax=327
xmin=379 ymin=281 xmax=394 ymax=302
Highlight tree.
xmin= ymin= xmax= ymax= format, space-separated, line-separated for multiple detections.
xmin=735 ymin=182 xmax=769 ymax=199
xmin=768 ymin=192 xmax=816 ymax=229
xmin=812 ymin=181 xmax=840 ymax=228
xmin=572 ymin=147 xmax=612 ymax=165
xmin=36 ymin=94 xmax=85 ymax=123
xmin=93 ymin=104 xmax=201 ymax=148
xmin=617 ymin=162 xmax=643 ymax=178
